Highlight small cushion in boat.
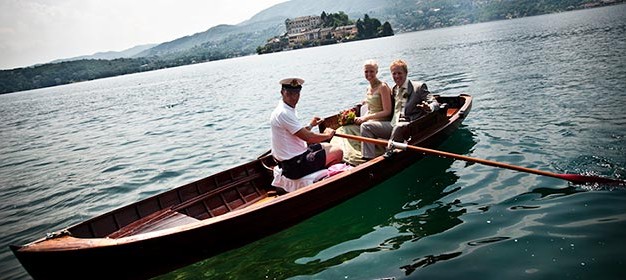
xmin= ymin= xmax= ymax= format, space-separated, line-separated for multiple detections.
xmin=272 ymin=166 xmax=328 ymax=192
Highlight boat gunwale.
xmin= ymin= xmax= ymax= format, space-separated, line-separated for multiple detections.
xmin=12 ymin=94 xmax=472 ymax=254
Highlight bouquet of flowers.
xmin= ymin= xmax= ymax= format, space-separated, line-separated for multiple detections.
xmin=338 ymin=108 xmax=356 ymax=126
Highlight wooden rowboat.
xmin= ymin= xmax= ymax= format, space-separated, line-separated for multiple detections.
xmin=10 ymin=94 xmax=472 ymax=279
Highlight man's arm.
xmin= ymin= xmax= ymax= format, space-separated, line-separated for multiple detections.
xmin=294 ymin=126 xmax=335 ymax=144
xmin=415 ymin=82 xmax=439 ymax=113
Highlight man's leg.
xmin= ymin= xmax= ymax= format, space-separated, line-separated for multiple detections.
xmin=321 ymin=142 xmax=343 ymax=166
xmin=384 ymin=121 xmax=410 ymax=158
xmin=360 ymin=121 xmax=392 ymax=159
xmin=390 ymin=121 xmax=410 ymax=142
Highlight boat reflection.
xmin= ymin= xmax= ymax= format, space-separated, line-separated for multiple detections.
xmin=156 ymin=127 xmax=478 ymax=279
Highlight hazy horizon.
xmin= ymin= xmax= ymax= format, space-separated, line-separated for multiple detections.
xmin=0 ymin=0 xmax=288 ymax=70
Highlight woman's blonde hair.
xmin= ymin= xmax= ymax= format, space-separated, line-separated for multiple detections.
xmin=363 ymin=59 xmax=378 ymax=72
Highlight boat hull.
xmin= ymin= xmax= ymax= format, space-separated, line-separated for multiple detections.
xmin=11 ymin=95 xmax=472 ymax=279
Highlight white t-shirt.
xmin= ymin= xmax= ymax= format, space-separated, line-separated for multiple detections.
xmin=270 ymin=100 xmax=307 ymax=161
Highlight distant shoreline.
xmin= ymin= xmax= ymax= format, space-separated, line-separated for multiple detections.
xmin=1 ymin=1 xmax=624 ymax=95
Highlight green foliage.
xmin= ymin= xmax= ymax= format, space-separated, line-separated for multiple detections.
xmin=356 ymin=14 xmax=379 ymax=39
xmin=380 ymin=22 xmax=394 ymax=37
xmin=320 ymin=11 xmax=354 ymax=27
xmin=356 ymin=14 xmax=392 ymax=39
xmin=0 ymin=58 xmax=155 ymax=94
xmin=355 ymin=14 xmax=394 ymax=39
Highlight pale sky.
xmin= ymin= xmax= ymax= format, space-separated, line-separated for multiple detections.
xmin=0 ymin=0 xmax=288 ymax=70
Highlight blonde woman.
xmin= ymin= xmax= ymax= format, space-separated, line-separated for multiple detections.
xmin=332 ymin=60 xmax=392 ymax=165
xmin=355 ymin=59 xmax=392 ymax=125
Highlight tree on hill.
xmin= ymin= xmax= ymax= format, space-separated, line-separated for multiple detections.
xmin=321 ymin=11 xmax=354 ymax=27
xmin=356 ymin=14 xmax=391 ymax=39
xmin=380 ymin=21 xmax=394 ymax=37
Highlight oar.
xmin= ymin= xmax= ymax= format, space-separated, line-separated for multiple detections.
xmin=335 ymin=133 xmax=625 ymax=185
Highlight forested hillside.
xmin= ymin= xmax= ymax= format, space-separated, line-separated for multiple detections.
xmin=1 ymin=0 xmax=623 ymax=94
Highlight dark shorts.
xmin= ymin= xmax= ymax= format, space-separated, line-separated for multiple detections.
xmin=279 ymin=143 xmax=326 ymax=179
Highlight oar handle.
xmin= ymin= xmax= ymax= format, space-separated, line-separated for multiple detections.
xmin=335 ymin=133 xmax=625 ymax=185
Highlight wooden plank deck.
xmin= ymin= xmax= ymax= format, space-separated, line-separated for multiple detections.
xmin=108 ymin=209 xmax=198 ymax=238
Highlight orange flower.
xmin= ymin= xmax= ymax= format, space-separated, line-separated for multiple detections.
xmin=338 ymin=108 xmax=356 ymax=126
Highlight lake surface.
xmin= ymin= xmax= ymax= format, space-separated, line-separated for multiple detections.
xmin=1 ymin=5 xmax=625 ymax=279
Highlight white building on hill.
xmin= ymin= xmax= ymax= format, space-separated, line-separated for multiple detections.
xmin=285 ymin=16 xmax=322 ymax=34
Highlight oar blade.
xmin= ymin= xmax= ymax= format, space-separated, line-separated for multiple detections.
xmin=334 ymin=133 xmax=626 ymax=186
xmin=558 ymin=174 xmax=625 ymax=185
